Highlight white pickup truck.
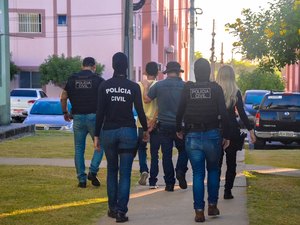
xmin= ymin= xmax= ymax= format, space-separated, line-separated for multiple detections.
xmin=10 ymin=88 xmax=47 ymax=122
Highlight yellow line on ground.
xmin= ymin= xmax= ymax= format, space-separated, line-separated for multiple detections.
xmin=0 ymin=197 xmax=108 ymax=218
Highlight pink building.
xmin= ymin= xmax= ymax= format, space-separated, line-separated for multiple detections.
xmin=284 ymin=63 xmax=300 ymax=92
xmin=8 ymin=0 xmax=190 ymax=96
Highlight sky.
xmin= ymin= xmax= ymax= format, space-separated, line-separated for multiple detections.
xmin=194 ymin=0 xmax=274 ymax=62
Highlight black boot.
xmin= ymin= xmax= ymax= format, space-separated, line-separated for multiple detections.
xmin=88 ymin=172 xmax=100 ymax=187
xmin=224 ymin=189 xmax=234 ymax=199
xmin=116 ymin=213 xmax=128 ymax=223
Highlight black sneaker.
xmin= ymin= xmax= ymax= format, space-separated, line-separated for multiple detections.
xmin=88 ymin=172 xmax=100 ymax=187
xmin=165 ymin=184 xmax=174 ymax=192
xmin=107 ymin=209 xmax=117 ymax=218
xmin=224 ymin=190 xmax=234 ymax=199
xmin=78 ymin=182 xmax=86 ymax=188
xmin=176 ymin=172 xmax=187 ymax=189
xmin=116 ymin=213 xmax=128 ymax=223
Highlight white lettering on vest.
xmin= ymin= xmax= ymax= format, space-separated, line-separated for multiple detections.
xmin=111 ymin=96 xmax=126 ymax=102
xmin=106 ymin=87 xmax=131 ymax=95
xmin=190 ymin=88 xmax=211 ymax=99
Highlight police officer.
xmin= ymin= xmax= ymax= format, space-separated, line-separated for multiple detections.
xmin=94 ymin=52 xmax=148 ymax=223
xmin=176 ymin=58 xmax=230 ymax=222
xmin=61 ymin=57 xmax=105 ymax=188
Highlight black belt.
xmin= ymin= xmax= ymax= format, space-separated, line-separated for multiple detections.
xmin=185 ymin=122 xmax=219 ymax=132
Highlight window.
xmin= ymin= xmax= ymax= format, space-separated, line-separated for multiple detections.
xmin=57 ymin=15 xmax=67 ymax=26
xmin=151 ymin=22 xmax=154 ymax=43
xmin=133 ymin=13 xmax=136 ymax=39
xmin=20 ymin=71 xmax=42 ymax=88
xmin=138 ymin=14 xmax=142 ymax=40
xmin=18 ymin=13 xmax=42 ymax=33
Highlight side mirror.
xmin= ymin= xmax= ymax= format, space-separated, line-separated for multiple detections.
xmin=252 ymin=104 xmax=259 ymax=110
xmin=22 ymin=111 xmax=28 ymax=116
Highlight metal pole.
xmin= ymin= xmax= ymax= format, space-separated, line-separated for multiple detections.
xmin=189 ymin=0 xmax=195 ymax=81
xmin=0 ymin=0 xmax=10 ymax=125
xmin=210 ymin=19 xmax=216 ymax=81
xmin=220 ymin=42 xmax=224 ymax=65
xmin=124 ymin=0 xmax=133 ymax=80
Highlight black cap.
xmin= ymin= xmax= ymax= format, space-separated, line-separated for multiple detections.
xmin=194 ymin=58 xmax=211 ymax=82
xmin=163 ymin=61 xmax=184 ymax=74
xmin=112 ymin=52 xmax=128 ymax=76
xmin=82 ymin=57 xmax=96 ymax=67
xmin=145 ymin=61 xmax=158 ymax=76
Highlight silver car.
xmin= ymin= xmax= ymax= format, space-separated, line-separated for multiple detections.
xmin=23 ymin=98 xmax=73 ymax=131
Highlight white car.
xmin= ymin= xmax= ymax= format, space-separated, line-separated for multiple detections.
xmin=23 ymin=98 xmax=73 ymax=131
xmin=10 ymin=88 xmax=47 ymax=122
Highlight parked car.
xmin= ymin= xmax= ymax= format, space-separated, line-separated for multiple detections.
xmin=10 ymin=88 xmax=47 ymax=122
xmin=23 ymin=98 xmax=73 ymax=131
xmin=254 ymin=91 xmax=300 ymax=149
xmin=243 ymin=90 xmax=269 ymax=125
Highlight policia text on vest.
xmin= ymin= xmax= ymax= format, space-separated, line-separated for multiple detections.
xmin=106 ymin=87 xmax=132 ymax=102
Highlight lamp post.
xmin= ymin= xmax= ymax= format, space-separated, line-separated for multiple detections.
xmin=209 ymin=19 xmax=216 ymax=81
xmin=0 ymin=0 xmax=10 ymax=125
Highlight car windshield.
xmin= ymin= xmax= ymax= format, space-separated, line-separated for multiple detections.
xmin=245 ymin=92 xmax=268 ymax=105
xmin=261 ymin=95 xmax=300 ymax=110
xmin=10 ymin=90 xmax=37 ymax=97
xmin=30 ymin=101 xmax=70 ymax=115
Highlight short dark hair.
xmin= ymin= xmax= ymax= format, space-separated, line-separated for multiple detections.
xmin=82 ymin=57 xmax=96 ymax=67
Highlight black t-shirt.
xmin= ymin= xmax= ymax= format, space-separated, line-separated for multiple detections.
xmin=176 ymin=81 xmax=230 ymax=139
xmin=95 ymin=76 xmax=147 ymax=137
xmin=64 ymin=70 xmax=104 ymax=114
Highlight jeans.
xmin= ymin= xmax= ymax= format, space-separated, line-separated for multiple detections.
xmin=185 ymin=129 xmax=222 ymax=210
xmin=158 ymin=123 xmax=188 ymax=186
xmin=219 ymin=142 xmax=238 ymax=191
xmin=101 ymin=127 xmax=137 ymax=214
xmin=137 ymin=128 xmax=161 ymax=186
xmin=73 ymin=114 xmax=104 ymax=183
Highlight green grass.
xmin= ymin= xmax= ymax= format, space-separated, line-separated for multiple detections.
xmin=247 ymin=172 xmax=300 ymax=225
xmin=0 ymin=165 xmax=139 ymax=225
xmin=0 ymin=131 xmax=94 ymax=159
xmin=245 ymin=148 xmax=300 ymax=169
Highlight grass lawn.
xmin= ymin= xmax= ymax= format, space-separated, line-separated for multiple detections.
xmin=247 ymin=172 xmax=300 ymax=225
xmin=0 ymin=131 xmax=94 ymax=159
xmin=245 ymin=148 xmax=300 ymax=169
xmin=0 ymin=165 xmax=139 ymax=225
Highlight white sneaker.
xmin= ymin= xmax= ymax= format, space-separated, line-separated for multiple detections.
xmin=138 ymin=172 xmax=149 ymax=185
xmin=149 ymin=185 xmax=159 ymax=189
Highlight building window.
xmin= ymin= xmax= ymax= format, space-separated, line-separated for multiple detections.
xmin=18 ymin=13 xmax=42 ymax=33
xmin=152 ymin=22 xmax=155 ymax=44
xmin=133 ymin=13 xmax=136 ymax=39
xmin=20 ymin=71 xmax=42 ymax=88
xmin=138 ymin=14 xmax=142 ymax=40
xmin=155 ymin=23 xmax=158 ymax=44
xmin=57 ymin=15 xmax=67 ymax=26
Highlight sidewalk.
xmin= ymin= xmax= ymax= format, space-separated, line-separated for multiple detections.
xmin=97 ymin=150 xmax=248 ymax=225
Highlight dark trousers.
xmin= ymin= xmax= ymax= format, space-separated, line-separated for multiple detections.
xmin=219 ymin=143 xmax=237 ymax=191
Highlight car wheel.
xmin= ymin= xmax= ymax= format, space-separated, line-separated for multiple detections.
xmin=254 ymin=138 xmax=265 ymax=149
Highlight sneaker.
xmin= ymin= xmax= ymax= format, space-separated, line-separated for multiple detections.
xmin=224 ymin=189 xmax=234 ymax=199
xmin=165 ymin=184 xmax=174 ymax=192
xmin=176 ymin=172 xmax=187 ymax=189
xmin=195 ymin=209 xmax=205 ymax=222
xmin=208 ymin=204 xmax=220 ymax=216
xmin=78 ymin=182 xmax=86 ymax=188
xmin=88 ymin=172 xmax=101 ymax=187
xmin=149 ymin=185 xmax=159 ymax=189
xmin=107 ymin=209 xmax=117 ymax=218
xmin=138 ymin=171 xmax=149 ymax=185
xmin=116 ymin=212 xmax=129 ymax=223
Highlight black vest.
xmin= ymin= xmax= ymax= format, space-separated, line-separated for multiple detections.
xmin=65 ymin=70 xmax=104 ymax=114
xmin=183 ymin=81 xmax=220 ymax=131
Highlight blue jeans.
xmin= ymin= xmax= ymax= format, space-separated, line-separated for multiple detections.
xmin=185 ymin=129 xmax=222 ymax=210
xmin=158 ymin=123 xmax=188 ymax=186
xmin=137 ymin=128 xmax=149 ymax=174
xmin=101 ymin=127 xmax=137 ymax=214
xmin=73 ymin=114 xmax=104 ymax=183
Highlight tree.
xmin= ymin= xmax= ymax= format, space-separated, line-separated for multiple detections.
xmin=39 ymin=54 xmax=105 ymax=87
xmin=10 ymin=61 xmax=19 ymax=80
xmin=226 ymin=0 xmax=300 ymax=72
xmin=194 ymin=51 xmax=203 ymax=59
xmin=237 ymin=68 xmax=285 ymax=94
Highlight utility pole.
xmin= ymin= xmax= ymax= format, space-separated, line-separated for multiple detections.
xmin=209 ymin=19 xmax=216 ymax=81
xmin=0 ymin=0 xmax=10 ymax=125
xmin=123 ymin=0 xmax=133 ymax=80
xmin=220 ymin=42 xmax=224 ymax=65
